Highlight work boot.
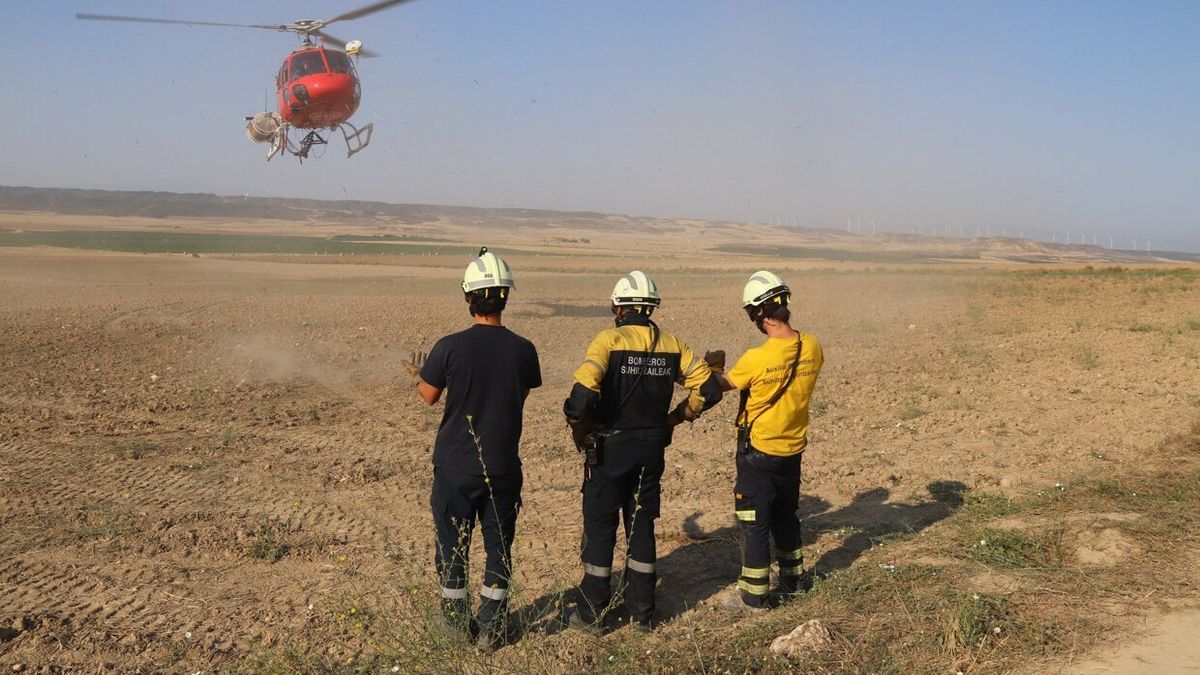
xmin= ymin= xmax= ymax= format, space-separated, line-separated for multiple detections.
xmin=475 ymin=600 xmax=509 ymax=653
xmin=567 ymin=607 xmax=604 ymax=636
xmin=801 ymin=569 xmax=817 ymax=592
xmin=721 ymin=592 xmax=769 ymax=615
xmin=430 ymin=611 xmax=476 ymax=642
xmin=475 ymin=621 xmax=506 ymax=653
xmin=631 ymin=617 xmax=655 ymax=634
xmin=776 ymin=569 xmax=817 ymax=604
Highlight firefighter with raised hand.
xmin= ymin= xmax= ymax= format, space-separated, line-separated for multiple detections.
xmin=712 ymin=270 xmax=823 ymax=612
xmin=563 ymin=271 xmax=724 ymax=633
xmin=404 ymin=247 xmax=542 ymax=651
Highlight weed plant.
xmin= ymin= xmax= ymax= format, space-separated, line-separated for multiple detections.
xmin=245 ymin=516 xmax=290 ymax=562
xmin=1072 ymin=345 xmax=1100 ymax=370
xmin=236 ymin=422 xmax=1200 ymax=673
xmin=117 ymin=437 xmax=159 ymax=459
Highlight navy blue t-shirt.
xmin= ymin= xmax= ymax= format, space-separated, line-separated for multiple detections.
xmin=420 ymin=324 xmax=541 ymax=475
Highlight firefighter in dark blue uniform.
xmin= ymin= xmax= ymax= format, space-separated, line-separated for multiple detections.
xmin=562 ymin=271 xmax=723 ymax=632
xmin=406 ymin=248 xmax=541 ymax=651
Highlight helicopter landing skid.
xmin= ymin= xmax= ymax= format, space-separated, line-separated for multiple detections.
xmin=261 ymin=122 xmax=373 ymax=162
xmin=338 ymin=121 xmax=374 ymax=158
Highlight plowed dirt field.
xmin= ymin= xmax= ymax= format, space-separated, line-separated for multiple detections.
xmin=2 ymin=245 xmax=1198 ymax=671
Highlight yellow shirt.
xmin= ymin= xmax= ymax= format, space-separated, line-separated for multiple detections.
xmin=726 ymin=332 xmax=823 ymax=456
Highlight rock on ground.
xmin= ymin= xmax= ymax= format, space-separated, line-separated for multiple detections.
xmin=769 ymin=619 xmax=832 ymax=660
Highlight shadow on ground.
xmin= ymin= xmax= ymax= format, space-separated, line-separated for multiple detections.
xmin=654 ymin=480 xmax=968 ymax=621
xmin=507 ymin=480 xmax=967 ymax=641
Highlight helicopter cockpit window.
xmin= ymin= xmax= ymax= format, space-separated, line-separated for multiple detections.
xmin=325 ymin=51 xmax=355 ymax=75
xmin=288 ymin=51 xmax=328 ymax=80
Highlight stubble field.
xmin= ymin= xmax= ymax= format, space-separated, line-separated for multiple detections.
xmin=1 ymin=232 xmax=1199 ymax=672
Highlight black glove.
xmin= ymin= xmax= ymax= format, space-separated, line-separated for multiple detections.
xmin=566 ymin=416 xmax=597 ymax=451
xmin=667 ymin=400 xmax=696 ymax=428
xmin=703 ymin=349 xmax=726 ymax=373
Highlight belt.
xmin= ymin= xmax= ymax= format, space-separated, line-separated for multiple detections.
xmin=601 ymin=428 xmax=669 ymax=446
xmin=743 ymin=445 xmax=802 ymax=462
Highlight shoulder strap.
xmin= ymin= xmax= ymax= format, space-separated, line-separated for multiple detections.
xmin=738 ymin=335 xmax=803 ymax=431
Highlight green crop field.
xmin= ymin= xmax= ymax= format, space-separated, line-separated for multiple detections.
xmin=0 ymin=229 xmax=476 ymax=256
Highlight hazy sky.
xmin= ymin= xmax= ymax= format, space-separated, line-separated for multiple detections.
xmin=2 ymin=1 xmax=1197 ymax=251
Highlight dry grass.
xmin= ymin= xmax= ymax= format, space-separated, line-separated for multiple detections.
xmin=232 ymin=422 xmax=1200 ymax=673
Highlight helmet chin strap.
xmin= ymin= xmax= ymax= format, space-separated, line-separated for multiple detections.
xmin=613 ymin=305 xmax=653 ymax=327
xmin=749 ymin=295 xmax=789 ymax=333
xmin=753 ymin=309 xmax=769 ymax=334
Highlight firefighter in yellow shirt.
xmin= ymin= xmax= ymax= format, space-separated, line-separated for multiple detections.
xmin=710 ymin=270 xmax=823 ymax=612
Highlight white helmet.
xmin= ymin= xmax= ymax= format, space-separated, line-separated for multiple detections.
xmin=742 ymin=270 xmax=790 ymax=307
xmin=461 ymin=247 xmax=515 ymax=293
xmin=611 ymin=270 xmax=661 ymax=307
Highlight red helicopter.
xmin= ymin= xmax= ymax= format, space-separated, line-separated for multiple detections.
xmin=77 ymin=0 xmax=416 ymax=161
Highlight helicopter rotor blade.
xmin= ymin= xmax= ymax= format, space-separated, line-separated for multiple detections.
xmin=314 ymin=30 xmax=381 ymax=57
xmin=75 ymin=13 xmax=285 ymax=31
xmin=321 ymin=0 xmax=418 ymax=27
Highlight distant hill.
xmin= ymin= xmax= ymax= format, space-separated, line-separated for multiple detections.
xmin=2 ymin=185 xmax=1196 ymax=264
xmin=0 ymin=185 xmax=616 ymax=227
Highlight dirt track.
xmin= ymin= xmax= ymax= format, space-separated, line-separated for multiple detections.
xmin=2 ymin=246 xmax=1199 ymax=670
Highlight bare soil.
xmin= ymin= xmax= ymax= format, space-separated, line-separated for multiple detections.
xmin=1 ymin=222 xmax=1198 ymax=671
xmin=1065 ymin=609 xmax=1200 ymax=674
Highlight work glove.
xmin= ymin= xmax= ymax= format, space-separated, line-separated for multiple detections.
xmin=565 ymin=414 xmax=597 ymax=451
xmin=666 ymin=400 xmax=697 ymax=428
xmin=402 ymin=350 xmax=427 ymax=379
xmin=703 ymin=350 xmax=726 ymax=374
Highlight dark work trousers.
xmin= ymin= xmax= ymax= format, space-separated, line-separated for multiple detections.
xmin=734 ymin=448 xmax=803 ymax=607
xmin=430 ymin=467 xmax=522 ymax=633
xmin=578 ymin=438 xmax=665 ymax=625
